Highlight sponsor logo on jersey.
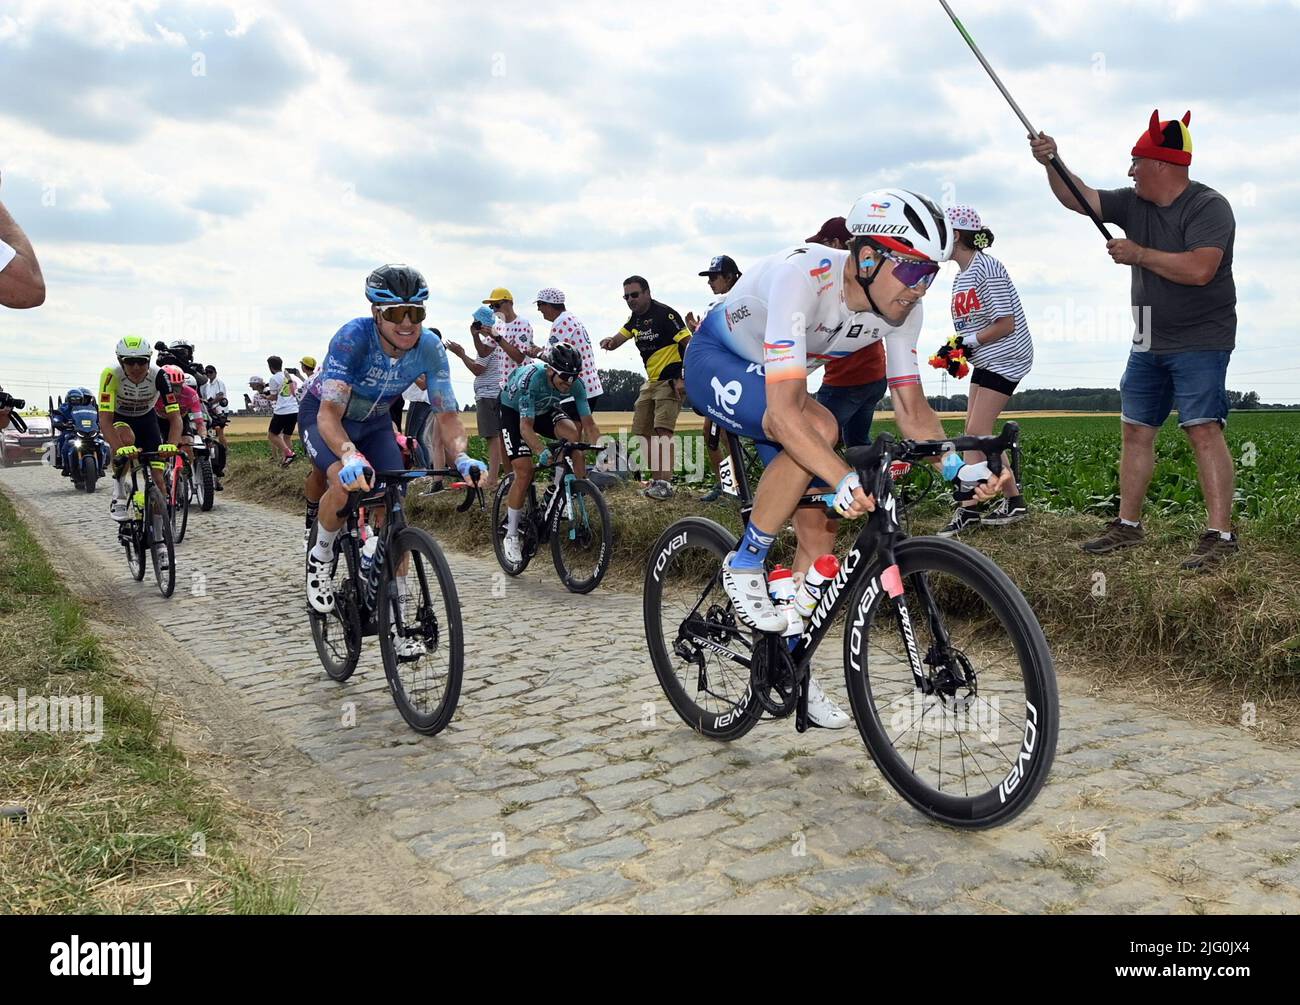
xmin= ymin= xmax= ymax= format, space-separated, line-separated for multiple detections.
xmin=711 ymin=376 xmax=742 ymax=416
xmin=726 ymin=304 xmax=751 ymax=328
xmin=952 ymin=288 xmax=983 ymax=317
xmin=763 ymin=339 xmax=796 ymax=358
xmin=810 ymin=258 xmax=834 ymax=293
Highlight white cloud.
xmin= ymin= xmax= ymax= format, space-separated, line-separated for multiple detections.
xmin=1 ymin=0 xmax=1297 ymax=407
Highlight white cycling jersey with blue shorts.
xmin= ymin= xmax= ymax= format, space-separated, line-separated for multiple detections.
xmin=683 ymin=244 xmax=923 ymax=463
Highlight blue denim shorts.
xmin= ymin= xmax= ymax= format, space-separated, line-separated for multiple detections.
xmin=1119 ymin=350 xmax=1231 ymax=428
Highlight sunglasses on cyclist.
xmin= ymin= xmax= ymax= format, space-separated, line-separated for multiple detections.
xmin=377 ymin=304 xmax=427 ymax=324
xmin=878 ymin=251 xmax=940 ymax=289
xmin=121 ymin=357 xmax=150 ymax=367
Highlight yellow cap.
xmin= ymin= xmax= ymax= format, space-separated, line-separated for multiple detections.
xmin=300 ymin=356 xmax=317 ymax=368
xmin=482 ymin=288 xmax=513 ymax=304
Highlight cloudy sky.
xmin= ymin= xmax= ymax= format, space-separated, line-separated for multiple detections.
xmin=3 ymin=0 xmax=1297 ymax=407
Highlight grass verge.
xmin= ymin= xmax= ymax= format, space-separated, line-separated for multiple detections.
xmin=0 ymin=487 xmax=301 ymax=914
xmin=225 ymin=442 xmax=1300 ymax=733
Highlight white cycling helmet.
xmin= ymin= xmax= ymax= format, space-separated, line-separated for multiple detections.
xmin=114 ymin=334 xmax=153 ymax=360
xmin=845 ymin=188 xmax=954 ymax=263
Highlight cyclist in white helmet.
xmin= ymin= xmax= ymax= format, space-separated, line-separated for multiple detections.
xmin=683 ymin=188 xmax=1013 ymax=728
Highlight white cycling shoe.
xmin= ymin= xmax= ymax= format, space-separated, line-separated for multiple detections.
xmin=109 ymin=499 xmax=131 ymax=523
xmin=305 ymin=550 xmax=336 ymax=614
xmin=503 ymin=533 xmax=523 ymax=565
xmin=720 ymin=552 xmax=788 ymax=634
xmin=389 ymin=632 xmax=426 ymax=659
xmin=806 ymin=674 xmax=851 ymax=729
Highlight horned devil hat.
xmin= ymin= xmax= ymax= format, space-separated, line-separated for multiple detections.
xmin=1132 ymin=109 xmax=1193 ymax=166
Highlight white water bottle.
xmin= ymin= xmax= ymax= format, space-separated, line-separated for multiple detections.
xmin=360 ymin=530 xmax=378 ymax=573
xmin=767 ymin=566 xmax=802 ymax=637
xmin=793 ymin=554 xmax=841 ymax=618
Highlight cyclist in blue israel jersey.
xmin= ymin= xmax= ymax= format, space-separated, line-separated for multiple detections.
xmin=497 ymin=346 xmax=601 ymax=565
xmin=304 ymin=264 xmax=486 ymax=615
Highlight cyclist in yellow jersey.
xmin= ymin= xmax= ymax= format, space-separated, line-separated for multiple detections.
xmin=99 ymin=335 xmax=181 ymax=521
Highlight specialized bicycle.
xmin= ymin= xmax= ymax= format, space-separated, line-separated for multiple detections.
xmin=491 ymin=440 xmax=612 ymax=594
xmin=306 ymin=465 xmax=468 ymax=735
xmin=117 ymin=450 xmax=177 ymax=599
xmin=643 ymin=422 xmax=1057 ymax=829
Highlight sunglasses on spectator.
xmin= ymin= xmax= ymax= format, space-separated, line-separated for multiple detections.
xmin=623 ymin=292 xmax=643 ymax=301
xmin=377 ymin=304 xmax=426 ymax=324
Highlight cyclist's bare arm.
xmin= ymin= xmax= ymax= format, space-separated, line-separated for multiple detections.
xmin=891 ymin=382 xmax=1013 ymax=499
xmin=165 ymin=411 xmax=182 ymax=445
xmin=579 ymin=415 xmax=600 ymax=444
xmin=763 ymin=379 xmax=852 ymax=489
xmin=0 ymin=190 xmax=45 ymax=309
xmin=434 ymin=410 xmax=469 ymax=463
xmin=519 ymin=416 xmax=545 ymax=458
xmin=889 ymin=382 xmax=947 ymax=443
xmin=316 ymin=380 xmax=355 ymax=457
xmin=100 ymin=411 xmax=124 ymax=453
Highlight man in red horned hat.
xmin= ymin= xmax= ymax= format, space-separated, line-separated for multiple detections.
xmin=1030 ymin=110 xmax=1240 ymax=571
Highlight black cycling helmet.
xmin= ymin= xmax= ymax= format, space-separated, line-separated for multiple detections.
xmin=547 ymin=344 xmax=582 ymax=379
xmin=366 ymin=264 xmax=429 ymax=305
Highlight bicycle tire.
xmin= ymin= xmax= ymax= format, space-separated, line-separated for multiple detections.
xmin=550 ymin=477 xmax=612 ymax=594
xmin=147 ymin=483 xmax=176 ymax=598
xmin=196 ymin=454 xmax=215 ymax=511
xmin=126 ymin=512 xmax=147 ymax=582
xmin=306 ymin=521 xmax=362 ymax=682
xmin=491 ymin=474 xmax=534 ymax=576
xmin=81 ymin=455 xmax=97 ymax=493
xmin=643 ymin=517 xmax=762 ymax=742
xmin=842 ymin=536 xmax=1058 ymax=829
xmin=173 ymin=465 xmax=190 ymax=544
xmin=376 ymin=527 xmax=463 ymax=735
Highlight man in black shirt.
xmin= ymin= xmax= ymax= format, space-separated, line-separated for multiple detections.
xmin=601 ymin=276 xmax=691 ymax=499
xmin=1031 ymin=109 xmax=1239 ymax=570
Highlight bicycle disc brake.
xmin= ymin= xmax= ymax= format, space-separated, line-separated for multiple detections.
xmin=674 ymin=603 xmax=737 ymax=693
xmin=922 ymin=644 xmax=978 ymax=703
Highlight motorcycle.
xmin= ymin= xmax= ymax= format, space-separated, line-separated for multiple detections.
xmin=56 ymin=404 xmax=110 ymax=493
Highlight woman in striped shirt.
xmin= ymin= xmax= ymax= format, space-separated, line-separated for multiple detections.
xmin=940 ymin=205 xmax=1033 ymax=537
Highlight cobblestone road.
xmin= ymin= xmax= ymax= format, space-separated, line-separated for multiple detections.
xmin=4 ymin=463 xmax=1299 ymax=914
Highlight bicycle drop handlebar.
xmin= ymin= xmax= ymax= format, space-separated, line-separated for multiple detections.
xmin=335 ymin=466 xmax=481 ymax=519
xmin=536 ymin=440 xmax=604 ymax=471
xmin=815 ymin=422 xmax=1021 ymax=512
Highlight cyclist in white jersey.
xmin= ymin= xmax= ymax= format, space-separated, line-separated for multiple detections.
xmin=684 ymin=188 xmax=1013 ymax=727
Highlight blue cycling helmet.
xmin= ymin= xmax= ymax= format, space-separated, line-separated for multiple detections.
xmin=366 ymin=264 xmax=429 ymax=305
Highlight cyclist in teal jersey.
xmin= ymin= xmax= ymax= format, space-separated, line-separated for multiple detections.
xmin=497 ymin=346 xmax=601 ymax=565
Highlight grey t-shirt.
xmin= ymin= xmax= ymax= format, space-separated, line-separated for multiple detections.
xmin=1098 ymin=181 xmax=1236 ymax=353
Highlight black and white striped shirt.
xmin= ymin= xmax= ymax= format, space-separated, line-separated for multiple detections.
xmin=949 ymin=251 xmax=1033 ymax=380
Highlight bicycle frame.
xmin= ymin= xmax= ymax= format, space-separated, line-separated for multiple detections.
xmin=682 ymin=424 xmax=1021 ymax=728
xmin=524 ymin=441 xmax=597 ymax=545
xmin=338 ymin=466 xmax=472 ymax=628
